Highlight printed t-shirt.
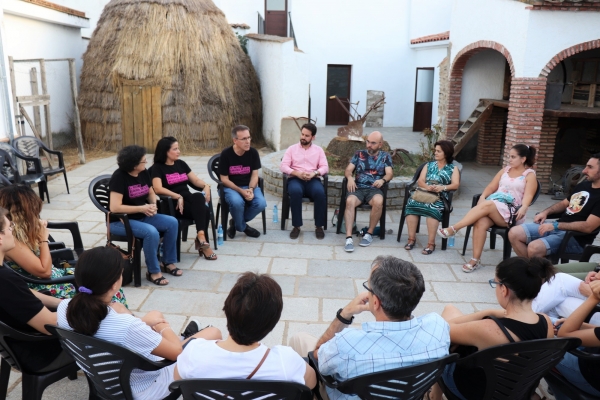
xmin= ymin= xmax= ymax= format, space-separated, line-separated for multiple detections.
xmin=559 ymin=180 xmax=600 ymax=246
xmin=109 ymin=169 xmax=152 ymax=220
xmin=151 ymin=160 xmax=192 ymax=195
xmin=350 ymin=150 xmax=393 ymax=189
xmin=218 ymin=146 xmax=261 ymax=187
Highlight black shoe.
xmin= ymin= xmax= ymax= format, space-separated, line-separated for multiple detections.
xmin=227 ymin=219 xmax=236 ymax=239
xmin=244 ymin=225 xmax=261 ymax=238
xmin=181 ymin=320 xmax=199 ymax=339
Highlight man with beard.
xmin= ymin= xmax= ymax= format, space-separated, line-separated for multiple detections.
xmin=343 ymin=131 xmax=393 ymax=252
xmin=509 ymin=153 xmax=600 ymax=258
xmin=280 ymin=123 xmax=329 ymax=239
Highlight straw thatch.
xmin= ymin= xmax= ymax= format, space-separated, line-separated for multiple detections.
xmin=79 ymin=0 xmax=263 ymax=150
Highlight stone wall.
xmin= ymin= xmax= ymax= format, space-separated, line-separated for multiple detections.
xmin=365 ymin=91 xmax=384 ymax=127
xmin=437 ymin=56 xmax=449 ymax=131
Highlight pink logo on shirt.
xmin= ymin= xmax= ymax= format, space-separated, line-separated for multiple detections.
xmin=229 ymin=165 xmax=251 ymax=175
xmin=165 ymin=172 xmax=188 ymax=186
xmin=128 ymin=184 xmax=149 ymax=199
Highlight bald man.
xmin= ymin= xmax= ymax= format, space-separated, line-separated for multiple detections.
xmin=343 ymin=131 xmax=393 ymax=252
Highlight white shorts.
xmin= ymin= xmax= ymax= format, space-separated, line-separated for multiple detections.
xmin=134 ymin=363 xmax=176 ymax=400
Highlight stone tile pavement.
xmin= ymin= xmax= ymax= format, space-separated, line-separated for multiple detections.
xmin=5 ymin=141 xmax=575 ymax=398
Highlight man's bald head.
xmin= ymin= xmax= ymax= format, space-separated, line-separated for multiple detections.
xmin=366 ymin=131 xmax=383 ymax=155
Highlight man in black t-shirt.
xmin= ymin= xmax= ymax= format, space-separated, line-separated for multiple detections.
xmin=218 ymin=125 xmax=267 ymax=238
xmin=509 ymin=153 xmax=600 ymax=257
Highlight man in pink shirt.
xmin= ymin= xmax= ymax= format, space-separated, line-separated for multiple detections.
xmin=280 ymin=123 xmax=329 ymax=239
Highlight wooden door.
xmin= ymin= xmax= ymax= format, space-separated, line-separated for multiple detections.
xmin=413 ymin=67 xmax=434 ymax=132
xmin=121 ymin=85 xmax=162 ymax=151
xmin=265 ymin=0 xmax=287 ymax=37
xmin=326 ymin=65 xmax=352 ymax=126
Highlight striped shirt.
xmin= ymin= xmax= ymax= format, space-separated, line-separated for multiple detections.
xmin=57 ymin=299 xmax=164 ymax=395
xmin=318 ymin=313 xmax=451 ymax=400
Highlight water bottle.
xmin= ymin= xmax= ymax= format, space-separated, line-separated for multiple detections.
xmin=273 ymin=205 xmax=279 ymax=223
xmin=448 ymin=236 xmax=455 ymax=247
xmin=217 ymin=225 xmax=224 ymax=246
xmin=202 ymin=191 xmax=209 ymax=207
xmin=158 ymin=242 xmax=164 ymax=261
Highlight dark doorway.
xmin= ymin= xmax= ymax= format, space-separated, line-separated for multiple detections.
xmin=265 ymin=0 xmax=287 ymax=37
xmin=413 ymin=67 xmax=434 ymax=132
xmin=326 ymin=65 xmax=352 ymax=125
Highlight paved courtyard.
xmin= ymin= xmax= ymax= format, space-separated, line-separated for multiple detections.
xmin=4 ymin=132 xmax=573 ymax=398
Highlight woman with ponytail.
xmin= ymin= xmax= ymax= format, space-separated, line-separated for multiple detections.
xmin=438 ymin=144 xmax=537 ymax=273
xmin=428 ymin=257 xmax=555 ymax=400
xmin=57 ymin=247 xmax=221 ymax=400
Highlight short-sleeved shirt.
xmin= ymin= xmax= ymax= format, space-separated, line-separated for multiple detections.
xmin=558 ymin=180 xmax=600 ymax=246
xmin=109 ymin=169 xmax=152 ymax=220
xmin=57 ymin=299 xmax=164 ymax=394
xmin=218 ymin=146 xmax=261 ymax=188
xmin=350 ymin=150 xmax=393 ymax=189
xmin=177 ymin=339 xmax=306 ymax=384
xmin=151 ymin=160 xmax=192 ymax=196
xmin=0 ymin=265 xmax=64 ymax=371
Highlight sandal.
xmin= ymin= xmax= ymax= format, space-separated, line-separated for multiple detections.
xmin=200 ymin=249 xmax=218 ymax=260
xmin=437 ymin=226 xmax=456 ymax=239
xmin=404 ymin=238 xmax=416 ymax=250
xmin=194 ymin=237 xmax=210 ymax=251
xmin=422 ymin=243 xmax=436 ymax=255
xmin=161 ymin=263 xmax=183 ymax=276
xmin=462 ymin=258 xmax=481 ymax=273
xmin=146 ymin=272 xmax=169 ymax=286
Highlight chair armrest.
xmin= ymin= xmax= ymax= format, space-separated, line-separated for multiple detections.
xmin=580 ymin=245 xmax=600 ymax=262
xmin=12 ymin=152 xmax=44 ymax=173
xmin=156 ymin=194 xmax=176 ymax=216
xmin=5 ymin=263 xmax=75 ymax=285
xmin=258 ymin=177 xmax=265 ymax=191
xmin=47 ymin=221 xmax=84 ymax=256
xmin=107 ymin=213 xmax=135 ymax=252
xmin=569 ymin=348 xmax=600 ymax=360
xmin=307 ymin=352 xmax=342 ymax=391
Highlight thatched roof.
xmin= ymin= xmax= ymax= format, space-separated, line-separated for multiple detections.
xmin=78 ymin=0 xmax=263 ymax=150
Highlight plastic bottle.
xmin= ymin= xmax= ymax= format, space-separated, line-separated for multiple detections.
xmin=448 ymin=236 xmax=455 ymax=247
xmin=217 ymin=225 xmax=224 ymax=246
xmin=273 ymin=205 xmax=279 ymax=223
xmin=158 ymin=242 xmax=164 ymax=261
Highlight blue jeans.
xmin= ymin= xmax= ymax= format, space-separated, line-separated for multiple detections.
xmin=441 ymin=363 xmax=468 ymax=400
xmin=521 ymin=223 xmax=584 ymax=255
xmin=547 ymin=350 xmax=600 ymax=399
xmin=287 ymin=178 xmax=326 ymax=228
xmin=223 ymin=186 xmax=267 ymax=232
xmin=110 ymin=214 xmax=178 ymax=274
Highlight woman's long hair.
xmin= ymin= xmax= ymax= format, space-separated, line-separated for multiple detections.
xmin=153 ymin=136 xmax=178 ymax=164
xmin=66 ymin=247 xmax=124 ymax=335
xmin=0 ymin=185 xmax=43 ymax=251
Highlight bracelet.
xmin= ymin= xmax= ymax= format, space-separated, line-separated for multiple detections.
xmin=40 ymin=240 xmax=49 ymax=243
xmin=158 ymin=326 xmax=174 ymax=336
xmin=336 ymin=308 xmax=354 ymax=325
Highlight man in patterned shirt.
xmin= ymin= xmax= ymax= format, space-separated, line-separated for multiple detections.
xmin=289 ymin=256 xmax=450 ymax=400
xmin=343 ymin=131 xmax=393 ymax=252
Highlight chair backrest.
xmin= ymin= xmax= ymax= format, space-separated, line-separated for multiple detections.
xmin=88 ymin=175 xmax=112 ymax=214
xmin=407 ymin=162 xmax=428 ymax=189
xmin=207 ymin=154 xmax=222 ymax=184
xmin=47 ymin=325 xmax=174 ymax=400
xmin=13 ymin=136 xmax=41 ymax=159
xmin=0 ymin=320 xmax=57 ymax=373
xmin=454 ymin=337 xmax=580 ymax=399
xmin=169 ymin=379 xmax=313 ymax=400
xmin=570 ymin=348 xmax=600 ymax=392
xmin=0 ymin=148 xmax=19 ymax=182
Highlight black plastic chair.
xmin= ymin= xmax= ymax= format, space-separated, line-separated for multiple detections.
xmin=0 ymin=173 xmax=11 ymax=188
xmin=13 ymin=136 xmax=69 ymax=195
xmin=169 ymin=378 xmax=313 ymax=400
xmin=0 ymin=146 xmax=49 ymax=203
xmin=46 ymin=221 xmax=84 ymax=268
xmin=544 ymin=348 xmax=600 ymax=400
xmin=542 ymin=212 xmax=600 ymax=264
xmin=308 ymin=351 xmax=458 ymax=400
xmin=462 ymin=180 xmax=541 ymax=261
xmin=0 ymin=320 xmax=79 ymax=400
xmin=336 ymin=176 xmax=389 ymax=239
xmin=207 ymin=154 xmax=267 ymax=241
xmin=439 ymin=337 xmax=580 ymax=400
xmin=281 ymin=173 xmax=329 ymax=231
xmin=46 ymin=325 xmax=179 ymax=400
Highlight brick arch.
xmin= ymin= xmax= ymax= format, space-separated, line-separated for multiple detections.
xmin=445 ymin=41 xmax=515 ymax=137
xmin=540 ymin=39 xmax=600 ymax=77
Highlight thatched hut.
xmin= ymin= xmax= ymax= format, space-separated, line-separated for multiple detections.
xmin=78 ymin=0 xmax=263 ymax=151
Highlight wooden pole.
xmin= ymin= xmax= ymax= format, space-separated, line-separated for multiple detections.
xmin=29 ymin=68 xmax=43 ymax=137
xmin=19 ymin=105 xmax=55 ymax=169
xmin=7 ymin=56 xmax=21 ymax=137
xmin=39 ymin=59 xmax=53 ymax=149
xmin=68 ymin=59 xmax=85 ymax=164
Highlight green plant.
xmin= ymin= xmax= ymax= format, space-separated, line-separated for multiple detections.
xmin=236 ymin=32 xmax=248 ymax=54
xmin=418 ymin=124 xmax=443 ymax=162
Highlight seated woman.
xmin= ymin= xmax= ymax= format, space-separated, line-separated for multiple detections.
xmin=57 ymin=247 xmax=221 ymax=400
xmin=110 ymin=145 xmax=180 ymax=286
xmin=403 ymin=140 xmax=460 ymax=255
xmin=0 ymin=184 xmax=128 ymax=303
xmin=152 ymin=137 xmax=216 ymax=260
xmin=429 ymin=257 xmax=555 ymax=400
xmin=438 ymin=144 xmax=537 ymax=272
xmin=175 ymin=272 xmax=316 ymax=389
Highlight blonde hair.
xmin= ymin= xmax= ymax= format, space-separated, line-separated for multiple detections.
xmin=0 ymin=185 xmax=43 ymax=251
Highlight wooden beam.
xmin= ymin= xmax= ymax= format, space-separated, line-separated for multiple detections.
xmin=589 ymin=84 xmax=597 ymax=108
xmin=68 ymin=59 xmax=85 ymax=164
xmin=151 ymin=86 xmax=162 ymax=145
xmin=39 ymin=59 xmax=53 ymax=150
xmin=29 ymin=68 xmax=43 ymax=138
xmin=16 ymin=94 xmax=51 ymax=102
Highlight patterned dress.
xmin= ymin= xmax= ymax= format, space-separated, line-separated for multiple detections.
xmin=405 ymin=161 xmax=455 ymax=221
xmin=489 ymin=166 xmax=535 ymax=225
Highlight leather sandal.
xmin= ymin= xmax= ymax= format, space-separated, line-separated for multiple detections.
xmin=161 ymin=263 xmax=183 ymax=276
xmin=437 ymin=226 xmax=456 ymax=239
xmin=422 ymin=243 xmax=436 ymax=255
xmin=146 ymin=272 xmax=168 ymax=286
xmin=200 ymin=249 xmax=218 ymax=260
xmin=194 ymin=237 xmax=210 ymax=251
xmin=462 ymin=258 xmax=481 ymax=273
xmin=404 ymin=238 xmax=416 ymax=250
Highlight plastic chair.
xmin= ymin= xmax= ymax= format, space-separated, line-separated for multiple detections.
xmin=308 ymin=352 xmax=458 ymax=400
xmin=13 ymin=136 xmax=69 ymax=195
xmin=46 ymin=221 xmax=84 ymax=268
xmin=207 ymin=154 xmax=267 ymax=241
xmin=439 ymin=337 xmax=581 ymax=400
xmin=281 ymin=173 xmax=329 ymax=230
xmin=544 ymin=348 xmax=600 ymax=400
xmin=169 ymin=378 xmax=313 ymax=400
xmin=0 ymin=147 xmax=49 ymax=203
xmin=0 ymin=173 xmax=11 ymax=188
xmin=46 ymin=325 xmax=179 ymax=400
xmin=336 ymin=176 xmax=388 ymax=239
xmin=0 ymin=320 xmax=80 ymax=400
xmin=461 ymin=180 xmax=541 ymax=260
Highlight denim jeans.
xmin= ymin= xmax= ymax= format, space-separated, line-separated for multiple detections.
xmin=521 ymin=223 xmax=584 ymax=255
xmin=110 ymin=214 xmax=178 ymax=274
xmin=548 ymin=349 xmax=600 ymax=399
xmin=223 ymin=186 xmax=267 ymax=232
xmin=287 ymin=178 xmax=326 ymax=228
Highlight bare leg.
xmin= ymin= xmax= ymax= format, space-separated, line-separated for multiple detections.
xmin=368 ymin=195 xmax=383 ymax=233
xmin=527 ymin=239 xmax=549 ymax=258
xmin=426 ymin=217 xmax=440 ymax=246
xmin=508 ymin=225 xmax=529 ymax=257
xmin=345 ymin=195 xmax=361 ymax=237
xmin=472 ymin=216 xmax=494 ymax=261
xmin=405 ymin=215 xmax=418 ymax=240
xmin=447 ymin=200 xmax=507 ymax=232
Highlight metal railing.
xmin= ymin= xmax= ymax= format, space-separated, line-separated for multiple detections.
xmin=257 ymin=12 xmax=265 ymax=34
xmin=288 ymin=12 xmax=298 ymax=48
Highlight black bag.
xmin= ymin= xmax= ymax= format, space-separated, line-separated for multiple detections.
xmin=106 ymin=213 xmax=134 ymax=286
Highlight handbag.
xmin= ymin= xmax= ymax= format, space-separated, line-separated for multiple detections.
xmin=486 ymin=192 xmax=520 ymax=227
xmin=106 ymin=213 xmax=134 ymax=286
xmin=411 ymin=187 xmax=440 ymax=204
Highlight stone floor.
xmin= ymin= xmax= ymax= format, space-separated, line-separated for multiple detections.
xmin=4 ymin=134 xmax=574 ymax=399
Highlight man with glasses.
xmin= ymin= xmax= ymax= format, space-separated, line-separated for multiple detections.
xmin=219 ymin=125 xmax=267 ymax=238
xmin=343 ymin=131 xmax=393 ymax=252
xmin=289 ymin=256 xmax=450 ymax=400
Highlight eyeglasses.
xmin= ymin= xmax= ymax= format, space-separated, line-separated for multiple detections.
xmin=362 ymin=280 xmax=375 ymax=295
xmin=366 ymin=140 xmax=380 ymax=146
xmin=235 ymin=136 xmax=252 ymax=142
xmin=1 ymin=221 xmax=15 ymax=233
xmin=488 ymin=279 xmax=504 ymax=288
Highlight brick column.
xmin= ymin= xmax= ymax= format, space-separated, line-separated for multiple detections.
xmin=445 ymin=64 xmax=465 ymax=138
xmin=537 ymin=116 xmax=559 ymax=193
xmin=476 ymin=107 xmax=506 ymax=165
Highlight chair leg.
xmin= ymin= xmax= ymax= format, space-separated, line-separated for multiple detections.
xmin=442 ymin=237 xmax=447 ymax=250
xmin=133 ymin=239 xmax=142 ymax=287
xmin=63 ymin=170 xmax=70 ymax=194
xmin=281 ymin=197 xmax=288 ymax=231
xmin=462 ymin=225 xmax=472 ymax=256
xmin=0 ymin=358 xmax=11 ymax=400
xmin=176 ymin=222 xmax=181 ymax=263
xmin=210 ymin=212 xmax=217 ymax=250
xmin=502 ymin=233 xmax=513 ymax=260
xmin=490 ymin=233 xmax=497 ymax=250
xmin=379 ymin=206 xmax=386 ymax=240
xmin=262 ymin=208 xmax=267 ymax=234
xmin=337 ymin=198 xmax=346 ymax=235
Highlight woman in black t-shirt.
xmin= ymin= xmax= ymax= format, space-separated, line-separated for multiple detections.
xmin=151 ymin=137 xmax=216 ymax=260
xmin=109 ymin=145 xmax=180 ymax=286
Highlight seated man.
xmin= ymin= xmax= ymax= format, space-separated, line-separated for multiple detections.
xmin=289 ymin=256 xmax=450 ymax=400
xmin=280 ymin=122 xmax=329 ymax=239
xmin=343 ymin=131 xmax=393 ymax=252
xmin=509 ymin=152 xmax=600 ymax=258
xmin=219 ymin=125 xmax=267 ymax=239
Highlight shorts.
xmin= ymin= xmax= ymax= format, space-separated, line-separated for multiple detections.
xmin=521 ymin=223 xmax=584 ymax=256
xmin=348 ymin=187 xmax=383 ymax=205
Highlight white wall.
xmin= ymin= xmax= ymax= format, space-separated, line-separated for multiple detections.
xmin=413 ymin=46 xmax=449 ymax=127
xmin=459 ymin=50 xmax=506 ymax=120
xmin=409 ymin=0 xmax=452 ymax=40
xmin=50 ymin=0 xmax=107 ymax=37
xmin=214 ymin=0 xmax=263 ymax=33
xmin=0 ymin=12 xmax=15 ymax=141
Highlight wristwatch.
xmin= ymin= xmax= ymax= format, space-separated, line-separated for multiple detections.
xmin=336 ymin=308 xmax=354 ymax=325
xmin=553 ymin=221 xmax=559 ymax=231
